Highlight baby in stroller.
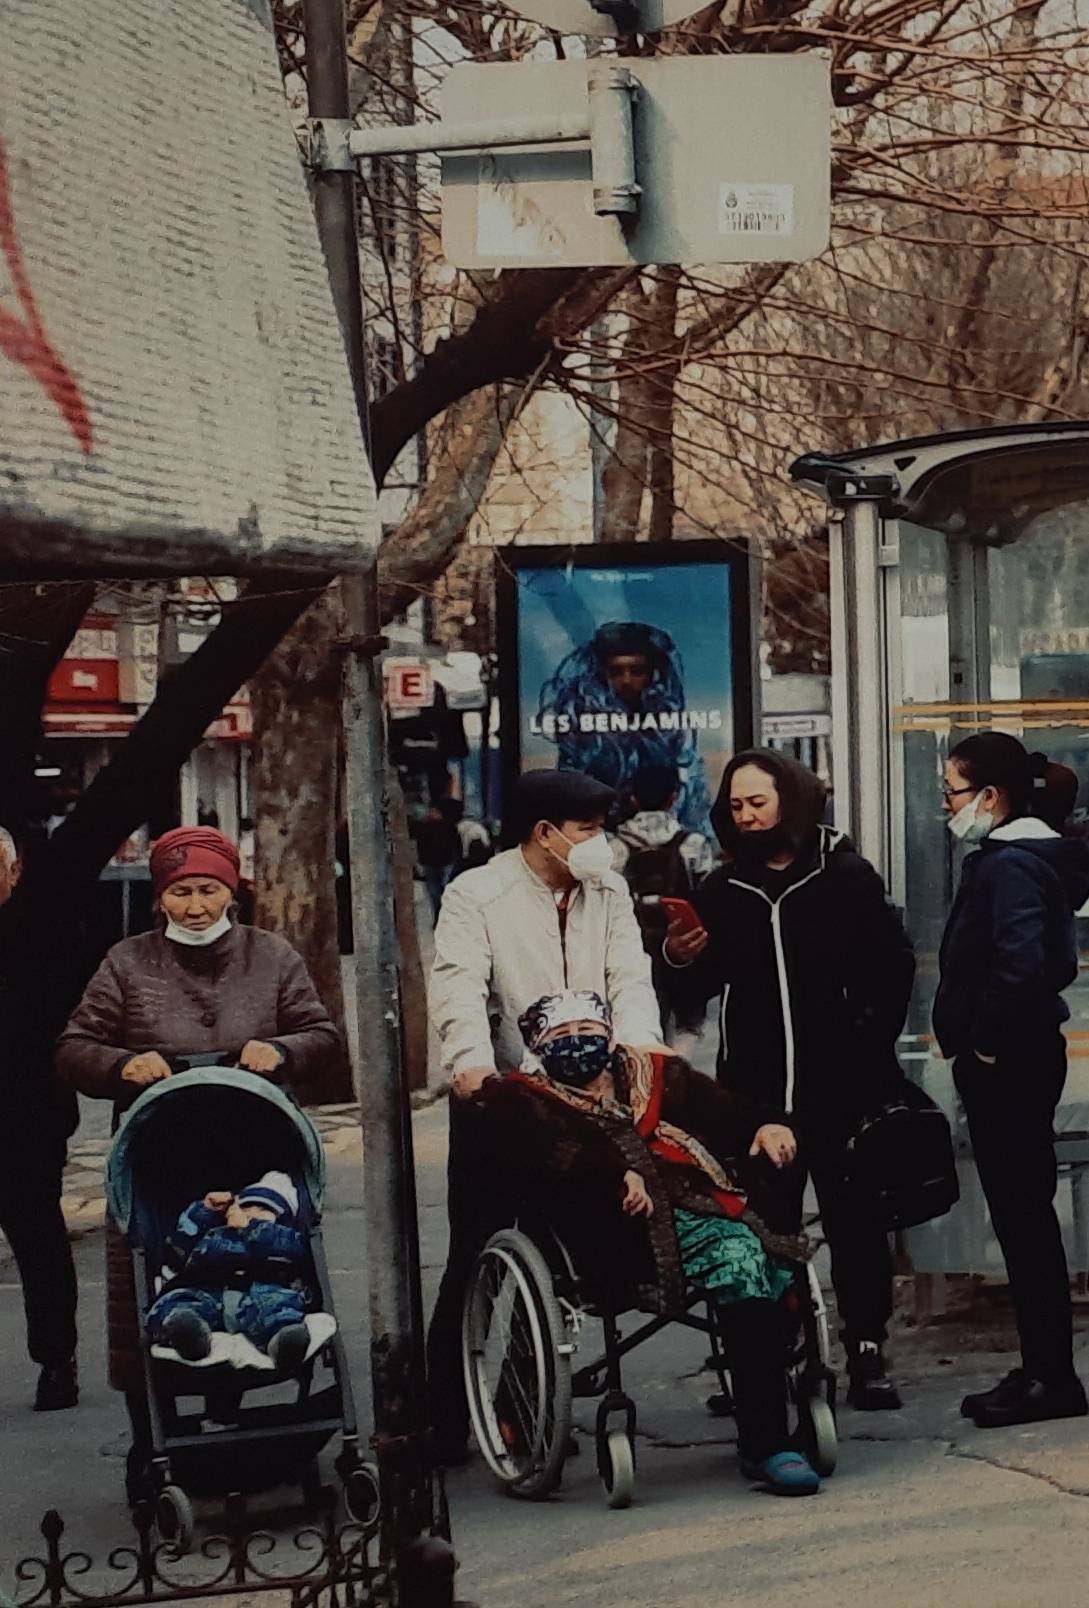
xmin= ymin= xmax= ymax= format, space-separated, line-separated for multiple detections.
xmin=147 ymin=1169 xmax=313 ymax=1374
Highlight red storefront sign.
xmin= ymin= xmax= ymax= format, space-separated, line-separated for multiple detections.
xmin=46 ymin=617 xmax=121 ymax=720
xmin=45 ymin=617 xmax=251 ymax=740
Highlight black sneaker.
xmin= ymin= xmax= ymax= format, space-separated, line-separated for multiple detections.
xmin=34 ymin=1360 xmax=79 ymax=1412
xmin=971 ymin=1375 xmax=1088 ymax=1430
xmin=960 ymin=1368 xmax=1026 ymax=1420
xmin=846 ymin=1341 xmax=902 ymax=1411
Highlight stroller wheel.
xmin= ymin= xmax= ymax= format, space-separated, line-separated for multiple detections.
xmin=344 ymin=1464 xmax=382 ymax=1527
xmin=155 ymin=1486 xmax=195 ymax=1555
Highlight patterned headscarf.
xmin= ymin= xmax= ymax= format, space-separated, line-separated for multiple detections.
xmin=518 ymin=990 xmax=612 ymax=1053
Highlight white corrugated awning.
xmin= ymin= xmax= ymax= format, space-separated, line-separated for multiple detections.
xmin=0 ymin=0 xmax=378 ymax=576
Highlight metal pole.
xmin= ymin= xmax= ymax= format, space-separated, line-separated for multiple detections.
xmin=302 ymin=1 xmax=452 ymax=1596
xmin=587 ymin=64 xmax=640 ymax=217
xmin=346 ymin=109 xmax=591 ymax=158
xmin=840 ymin=500 xmax=889 ymax=878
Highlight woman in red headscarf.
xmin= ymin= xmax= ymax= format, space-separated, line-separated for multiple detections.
xmin=57 ymin=826 xmax=339 ymax=1497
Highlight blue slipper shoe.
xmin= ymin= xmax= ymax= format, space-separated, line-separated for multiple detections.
xmin=739 ymin=1450 xmax=820 ymax=1496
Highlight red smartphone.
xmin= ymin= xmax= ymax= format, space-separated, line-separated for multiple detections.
xmin=659 ymin=896 xmax=703 ymax=936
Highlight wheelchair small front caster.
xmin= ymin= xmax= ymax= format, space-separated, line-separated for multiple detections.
xmin=599 ymin=1429 xmax=635 ymax=1509
xmin=798 ymin=1395 xmax=838 ymax=1477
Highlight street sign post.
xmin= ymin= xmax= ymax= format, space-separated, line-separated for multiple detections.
xmin=489 ymin=0 xmax=726 ymax=42
xmin=439 ymin=55 xmax=830 ymax=269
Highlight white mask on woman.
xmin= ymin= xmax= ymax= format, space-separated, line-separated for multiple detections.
xmin=164 ymin=912 xmax=233 ymax=947
xmin=947 ymin=792 xmax=994 ymax=846
xmin=549 ymin=829 xmax=615 ymax=883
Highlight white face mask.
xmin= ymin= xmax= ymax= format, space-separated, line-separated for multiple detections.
xmin=947 ymin=792 xmax=994 ymax=845
xmin=164 ymin=911 xmax=233 ymax=947
xmin=548 ymin=828 xmax=614 ymax=883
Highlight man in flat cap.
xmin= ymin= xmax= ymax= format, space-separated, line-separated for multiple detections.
xmin=427 ymin=770 xmax=663 ymax=1461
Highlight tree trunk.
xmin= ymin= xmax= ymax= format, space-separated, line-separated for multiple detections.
xmin=599 ymin=282 xmax=652 ymax=542
xmin=600 ymin=273 xmax=683 ymax=543
xmin=647 ymin=269 xmax=681 ymax=542
xmin=250 ymin=585 xmax=350 ymax=1103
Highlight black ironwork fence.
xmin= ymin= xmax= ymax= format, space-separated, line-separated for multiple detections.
xmin=12 ymin=1489 xmax=393 ymax=1608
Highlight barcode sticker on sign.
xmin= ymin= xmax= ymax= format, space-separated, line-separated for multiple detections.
xmin=718 ymin=183 xmax=795 ymax=238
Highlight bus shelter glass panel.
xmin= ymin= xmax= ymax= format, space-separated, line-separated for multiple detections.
xmin=891 ymin=521 xmax=981 ymax=1273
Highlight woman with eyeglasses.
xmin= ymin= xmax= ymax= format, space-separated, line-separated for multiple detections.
xmin=936 ymin=733 xmax=1089 ymax=1429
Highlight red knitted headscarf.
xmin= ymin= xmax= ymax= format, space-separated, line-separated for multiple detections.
xmin=150 ymin=827 xmax=241 ymax=896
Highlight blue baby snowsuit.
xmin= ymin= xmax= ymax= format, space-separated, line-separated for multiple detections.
xmin=147 ymin=1197 xmax=310 ymax=1353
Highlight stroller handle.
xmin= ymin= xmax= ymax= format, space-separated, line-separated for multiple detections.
xmin=167 ymin=1050 xmax=244 ymax=1073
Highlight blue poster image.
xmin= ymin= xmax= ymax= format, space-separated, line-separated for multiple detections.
xmin=516 ymin=558 xmax=735 ymax=837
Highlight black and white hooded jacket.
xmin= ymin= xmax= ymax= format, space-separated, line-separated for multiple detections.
xmin=671 ymin=750 xmax=915 ymax=1141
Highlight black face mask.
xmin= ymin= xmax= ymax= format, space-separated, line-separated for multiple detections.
xmin=731 ymin=823 xmax=792 ymax=864
xmin=538 ymin=1034 xmax=614 ymax=1088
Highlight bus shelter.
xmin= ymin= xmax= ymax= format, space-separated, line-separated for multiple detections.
xmin=793 ymin=425 xmax=1089 ymax=1283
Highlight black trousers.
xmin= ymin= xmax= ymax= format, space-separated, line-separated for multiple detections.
xmin=0 ymin=1137 xmax=78 ymax=1368
xmin=426 ymin=1101 xmax=512 ymax=1446
xmin=809 ymin=1156 xmax=894 ymax=1346
xmin=955 ymin=1040 xmax=1075 ymax=1386
xmin=721 ymin=1298 xmax=791 ymax=1461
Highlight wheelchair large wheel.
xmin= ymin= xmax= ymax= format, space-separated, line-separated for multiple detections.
xmin=462 ymin=1227 xmax=573 ymax=1500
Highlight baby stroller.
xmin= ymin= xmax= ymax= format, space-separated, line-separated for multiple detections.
xmin=106 ymin=1058 xmax=374 ymax=1551
xmin=461 ymin=1216 xmax=837 ymax=1507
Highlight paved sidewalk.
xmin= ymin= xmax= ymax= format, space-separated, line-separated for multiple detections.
xmin=7 ymin=1098 xmax=1089 ymax=1608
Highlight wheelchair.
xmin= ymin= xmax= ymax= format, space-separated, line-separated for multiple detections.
xmin=461 ymin=1216 xmax=837 ymax=1508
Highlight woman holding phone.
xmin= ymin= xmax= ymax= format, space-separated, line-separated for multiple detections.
xmin=665 ymin=750 xmax=916 ymax=1410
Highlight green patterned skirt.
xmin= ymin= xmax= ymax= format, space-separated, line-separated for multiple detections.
xmin=673 ymin=1207 xmax=795 ymax=1306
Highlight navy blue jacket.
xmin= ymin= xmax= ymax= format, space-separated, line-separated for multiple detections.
xmin=164 ymin=1198 xmax=308 ymax=1290
xmin=934 ymin=827 xmax=1089 ymax=1060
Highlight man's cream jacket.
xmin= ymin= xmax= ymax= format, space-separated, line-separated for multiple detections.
xmin=430 ymin=847 xmax=662 ymax=1074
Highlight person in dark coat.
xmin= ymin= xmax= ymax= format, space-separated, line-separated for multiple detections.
xmin=937 ymin=732 xmax=1089 ymax=1430
xmin=475 ymin=988 xmax=821 ymax=1496
xmin=664 ymin=750 xmax=915 ymax=1410
xmin=0 ymin=826 xmax=80 ymax=1412
xmin=56 ymin=825 xmax=339 ymax=1502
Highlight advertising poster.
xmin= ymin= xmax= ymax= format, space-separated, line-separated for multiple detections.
xmin=498 ymin=542 xmax=754 ymax=837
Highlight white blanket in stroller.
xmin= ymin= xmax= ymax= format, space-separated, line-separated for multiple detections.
xmin=150 ymin=1311 xmax=337 ymax=1372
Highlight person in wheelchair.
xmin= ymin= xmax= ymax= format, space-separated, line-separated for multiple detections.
xmin=473 ymin=988 xmax=821 ymax=1496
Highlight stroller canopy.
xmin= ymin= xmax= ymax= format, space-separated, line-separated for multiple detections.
xmin=107 ymin=1069 xmax=327 ymax=1238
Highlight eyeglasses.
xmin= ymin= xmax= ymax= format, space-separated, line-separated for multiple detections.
xmin=941 ymin=784 xmax=976 ymax=801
